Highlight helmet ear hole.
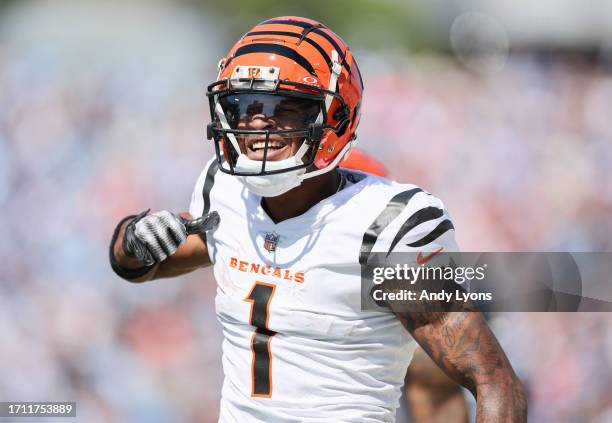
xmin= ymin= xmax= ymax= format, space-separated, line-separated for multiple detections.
xmin=332 ymin=105 xmax=350 ymax=138
xmin=335 ymin=119 xmax=349 ymax=138
xmin=332 ymin=106 xmax=349 ymax=122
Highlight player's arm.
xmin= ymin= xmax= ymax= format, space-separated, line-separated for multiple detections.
xmin=109 ymin=210 xmax=218 ymax=283
xmin=404 ymin=347 xmax=469 ymax=423
xmin=372 ymin=190 xmax=525 ymax=420
xmin=397 ymin=311 xmax=527 ymax=423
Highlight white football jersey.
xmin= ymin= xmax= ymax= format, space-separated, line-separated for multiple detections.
xmin=188 ymin=158 xmax=459 ymax=423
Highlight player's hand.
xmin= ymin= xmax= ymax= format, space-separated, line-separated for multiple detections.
xmin=122 ymin=210 xmax=219 ymax=265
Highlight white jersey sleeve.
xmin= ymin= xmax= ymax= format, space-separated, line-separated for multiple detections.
xmin=188 ymin=157 xmax=220 ymax=263
xmin=188 ymin=157 xmax=219 ymax=218
xmin=362 ymin=185 xmax=459 ymax=263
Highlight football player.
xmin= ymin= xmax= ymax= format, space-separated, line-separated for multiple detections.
xmin=110 ymin=17 xmax=526 ymax=422
xmin=341 ymin=149 xmax=469 ymax=423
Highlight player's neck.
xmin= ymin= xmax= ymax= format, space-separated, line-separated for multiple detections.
xmin=262 ymin=168 xmax=342 ymax=223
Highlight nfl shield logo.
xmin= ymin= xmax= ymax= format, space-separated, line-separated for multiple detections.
xmin=263 ymin=232 xmax=280 ymax=252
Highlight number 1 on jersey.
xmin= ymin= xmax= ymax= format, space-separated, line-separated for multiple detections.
xmin=244 ymin=282 xmax=276 ymax=398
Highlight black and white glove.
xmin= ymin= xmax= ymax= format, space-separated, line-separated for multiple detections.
xmin=123 ymin=209 xmax=219 ymax=265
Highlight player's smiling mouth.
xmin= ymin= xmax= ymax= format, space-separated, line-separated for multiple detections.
xmin=246 ymin=138 xmax=290 ymax=161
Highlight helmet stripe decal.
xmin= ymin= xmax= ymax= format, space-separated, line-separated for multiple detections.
xmin=261 ymin=19 xmax=361 ymax=86
xmin=261 ymin=20 xmax=347 ymax=66
xmin=245 ymin=30 xmax=332 ymax=68
xmin=227 ymin=43 xmax=316 ymax=75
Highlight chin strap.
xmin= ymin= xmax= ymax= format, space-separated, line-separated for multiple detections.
xmin=325 ymin=50 xmax=342 ymax=112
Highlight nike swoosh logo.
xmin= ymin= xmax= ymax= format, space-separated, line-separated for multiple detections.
xmin=416 ymin=247 xmax=444 ymax=265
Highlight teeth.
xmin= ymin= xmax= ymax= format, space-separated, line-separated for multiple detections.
xmin=251 ymin=141 xmax=285 ymax=150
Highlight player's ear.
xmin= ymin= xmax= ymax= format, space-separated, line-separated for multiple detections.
xmin=178 ymin=211 xmax=193 ymax=219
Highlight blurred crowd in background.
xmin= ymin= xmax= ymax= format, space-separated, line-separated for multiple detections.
xmin=1 ymin=0 xmax=611 ymax=422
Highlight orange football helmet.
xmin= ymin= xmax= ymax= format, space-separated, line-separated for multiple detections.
xmin=206 ymin=16 xmax=363 ymax=190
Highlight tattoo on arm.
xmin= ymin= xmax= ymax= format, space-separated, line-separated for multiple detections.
xmin=398 ymin=311 xmax=527 ymax=422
